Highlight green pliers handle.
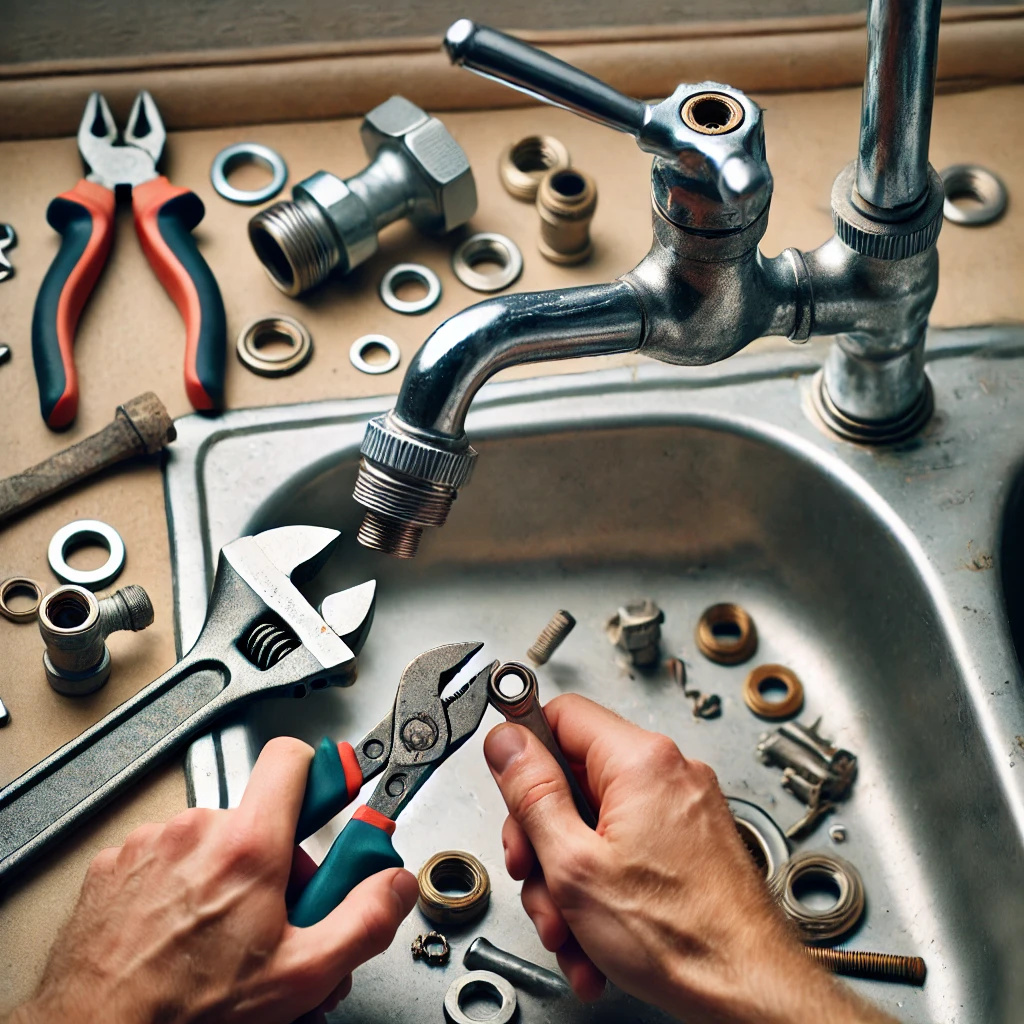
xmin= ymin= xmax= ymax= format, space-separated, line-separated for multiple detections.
xmin=295 ymin=737 xmax=365 ymax=842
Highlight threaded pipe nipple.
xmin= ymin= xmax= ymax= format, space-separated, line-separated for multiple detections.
xmin=357 ymin=511 xmax=424 ymax=559
xmin=248 ymin=197 xmax=340 ymax=296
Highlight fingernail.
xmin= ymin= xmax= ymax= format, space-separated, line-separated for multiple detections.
xmin=484 ymin=724 xmax=528 ymax=774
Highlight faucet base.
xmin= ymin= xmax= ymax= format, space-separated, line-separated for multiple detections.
xmin=812 ymin=371 xmax=933 ymax=445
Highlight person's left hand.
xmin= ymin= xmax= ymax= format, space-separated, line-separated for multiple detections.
xmin=9 ymin=736 xmax=419 ymax=1024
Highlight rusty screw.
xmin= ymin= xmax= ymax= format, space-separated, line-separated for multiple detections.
xmin=805 ymin=947 xmax=926 ymax=986
xmin=527 ymin=609 xmax=576 ymax=665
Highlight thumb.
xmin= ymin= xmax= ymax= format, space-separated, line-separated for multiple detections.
xmin=484 ymin=723 xmax=593 ymax=863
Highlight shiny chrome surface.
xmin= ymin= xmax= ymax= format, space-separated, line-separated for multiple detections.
xmin=166 ymin=326 xmax=1024 ymax=1023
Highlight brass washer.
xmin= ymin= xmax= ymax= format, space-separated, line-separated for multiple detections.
xmin=417 ymin=850 xmax=491 ymax=925
xmin=0 ymin=577 xmax=44 ymax=623
xmin=743 ymin=664 xmax=804 ymax=719
xmin=236 ymin=315 xmax=313 ymax=377
xmin=695 ymin=603 xmax=758 ymax=665
xmin=681 ymin=92 xmax=745 ymax=135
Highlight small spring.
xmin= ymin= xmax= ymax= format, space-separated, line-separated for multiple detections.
xmin=244 ymin=620 xmax=300 ymax=669
xmin=527 ymin=610 xmax=576 ymax=666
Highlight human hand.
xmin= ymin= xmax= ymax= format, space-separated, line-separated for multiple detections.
xmin=10 ymin=737 xmax=418 ymax=1024
xmin=484 ymin=694 xmax=895 ymax=1024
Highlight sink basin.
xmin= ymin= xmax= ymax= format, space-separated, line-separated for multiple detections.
xmin=165 ymin=326 xmax=1024 ymax=1023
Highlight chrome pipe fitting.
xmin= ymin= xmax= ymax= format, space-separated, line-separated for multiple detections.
xmin=38 ymin=584 xmax=154 ymax=695
xmin=249 ymin=96 xmax=476 ymax=296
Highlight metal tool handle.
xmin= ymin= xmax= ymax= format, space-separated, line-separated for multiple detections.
xmin=444 ymin=20 xmax=647 ymax=137
xmin=0 ymin=656 xmax=228 ymax=886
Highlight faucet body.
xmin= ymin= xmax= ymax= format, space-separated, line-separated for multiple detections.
xmin=354 ymin=0 xmax=945 ymax=556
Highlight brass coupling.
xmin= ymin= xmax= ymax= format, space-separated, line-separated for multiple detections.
xmin=536 ymin=168 xmax=598 ymax=265
xmin=417 ymin=850 xmax=491 ymax=926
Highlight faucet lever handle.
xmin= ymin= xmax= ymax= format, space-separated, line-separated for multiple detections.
xmin=444 ymin=20 xmax=649 ymax=137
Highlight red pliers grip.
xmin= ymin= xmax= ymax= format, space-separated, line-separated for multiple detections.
xmin=31 ymin=91 xmax=226 ymax=429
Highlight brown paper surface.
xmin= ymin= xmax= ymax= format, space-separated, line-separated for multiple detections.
xmin=1 ymin=82 xmax=1022 ymax=1009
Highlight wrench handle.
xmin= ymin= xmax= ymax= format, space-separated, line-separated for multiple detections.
xmin=0 ymin=658 xmax=229 ymax=887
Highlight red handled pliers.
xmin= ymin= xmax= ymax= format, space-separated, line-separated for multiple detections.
xmin=32 ymin=92 xmax=226 ymax=428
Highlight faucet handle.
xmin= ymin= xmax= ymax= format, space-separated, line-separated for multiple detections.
xmin=445 ymin=20 xmax=648 ymax=136
xmin=444 ymin=20 xmax=772 ymax=232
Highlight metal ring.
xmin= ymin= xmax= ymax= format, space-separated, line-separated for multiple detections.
xmin=728 ymin=797 xmax=790 ymax=886
xmin=210 ymin=143 xmax=288 ymax=205
xmin=743 ymin=664 xmax=804 ymax=719
xmin=417 ymin=850 xmax=491 ymax=925
xmin=379 ymin=263 xmax=442 ymax=315
xmin=695 ymin=603 xmax=758 ymax=665
xmin=776 ymin=850 xmax=866 ymax=945
xmin=0 ymin=577 xmax=44 ymax=623
xmin=940 ymin=164 xmax=1008 ymax=226
xmin=444 ymin=971 xmax=517 ymax=1024
xmin=48 ymin=520 xmax=126 ymax=590
xmin=452 ymin=232 xmax=523 ymax=293
xmin=498 ymin=135 xmax=572 ymax=202
xmin=349 ymin=334 xmax=401 ymax=375
xmin=236 ymin=315 xmax=313 ymax=377
xmin=681 ymin=91 xmax=745 ymax=135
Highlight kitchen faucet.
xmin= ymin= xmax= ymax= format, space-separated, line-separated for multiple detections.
xmin=353 ymin=0 xmax=944 ymax=558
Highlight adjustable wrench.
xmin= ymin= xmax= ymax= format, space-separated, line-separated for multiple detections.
xmin=0 ymin=525 xmax=376 ymax=888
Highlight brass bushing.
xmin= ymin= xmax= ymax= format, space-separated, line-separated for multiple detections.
xmin=743 ymin=664 xmax=804 ymax=719
xmin=695 ymin=603 xmax=758 ymax=665
xmin=536 ymin=168 xmax=598 ymax=265
xmin=680 ymin=92 xmax=745 ymax=135
xmin=499 ymin=135 xmax=571 ymax=202
xmin=417 ymin=850 xmax=491 ymax=926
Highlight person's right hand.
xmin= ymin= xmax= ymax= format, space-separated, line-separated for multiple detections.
xmin=483 ymin=694 xmax=895 ymax=1024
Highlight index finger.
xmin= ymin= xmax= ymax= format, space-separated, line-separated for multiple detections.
xmin=238 ymin=735 xmax=315 ymax=858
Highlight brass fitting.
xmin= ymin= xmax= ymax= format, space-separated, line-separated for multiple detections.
xmin=499 ymin=135 xmax=571 ymax=202
xmin=536 ymin=168 xmax=598 ymax=265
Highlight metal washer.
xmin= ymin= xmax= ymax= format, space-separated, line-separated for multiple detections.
xmin=48 ymin=520 xmax=126 ymax=590
xmin=444 ymin=971 xmax=517 ymax=1024
xmin=379 ymin=263 xmax=442 ymax=315
xmin=452 ymin=232 xmax=523 ymax=293
xmin=210 ymin=142 xmax=288 ymax=205
xmin=237 ymin=315 xmax=313 ymax=377
xmin=939 ymin=164 xmax=1008 ymax=226
xmin=350 ymin=334 xmax=401 ymax=375
xmin=0 ymin=577 xmax=44 ymax=623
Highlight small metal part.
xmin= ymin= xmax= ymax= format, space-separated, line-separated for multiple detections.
xmin=0 ymin=393 xmax=175 ymax=528
xmin=743 ymin=664 xmax=804 ymax=719
xmin=243 ymin=619 xmax=301 ymax=670
xmin=758 ymin=718 xmax=858 ymax=838
xmin=681 ymin=92 xmax=745 ymax=135
xmin=210 ymin=142 xmax=288 ymax=205
xmin=489 ymin=661 xmax=598 ymax=828
xmin=829 ymin=823 xmax=848 ymax=844
xmin=48 ymin=519 xmax=126 ymax=590
xmin=0 ymin=578 xmax=44 ymax=623
xmin=236 ymin=315 xmax=313 ymax=378
xmin=248 ymin=96 xmax=476 ymax=296
xmin=537 ymin=167 xmax=598 ymax=265
xmin=444 ymin=971 xmax=517 ymax=1024
xmin=727 ymin=797 xmax=789 ymax=886
xmin=939 ymin=164 xmax=1008 ymax=227
xmin=349 ymin=334 xmax=401 ymax=375
xmin=0 ymin=695 xmax=8 ymax=725
xmin=776 ymin=850 xmax=866 ymax=945
xmin=452 ymin=232 xmax=523 ymax=293
xmin=805 ymin=946 xmax=927 ymax=986
xmin=411 ymin=930 xmax=451 ymax=966
xmin=464 ymin=936 xmax=570 ymax=996
xmin=606 ymin=598 xmax=663 ymax=668
xmin=666 ymin=656 xmax=721 ymax=719
xmin=0 ymin=345 xmax=9 ymax=365
xmin=417 ymin=850 xmax=491 ymax=925
xmin=499 ymin=135 xmax=571 ymax=202
xmin=0 ymin=223 xmax=16 ymax=282
xmin=379 ymin=263 xmax=442 ymax=315
xmin=38 ymin=583 xmax=154 ymax=696
xmin=695 ymin=602 xmax=757 ymax=665
xmin=527 ymin=609 xmax=576 ymax=665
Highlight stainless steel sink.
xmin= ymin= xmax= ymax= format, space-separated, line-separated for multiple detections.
xmin=165 ymin=325 xmax=1024 ymax=1023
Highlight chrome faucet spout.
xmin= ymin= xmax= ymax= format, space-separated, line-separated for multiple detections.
xmin=394 ymin=283 xmax=643 ymax=440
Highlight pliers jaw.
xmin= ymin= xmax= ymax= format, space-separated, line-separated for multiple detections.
xmin=78 ymin=91 xmax=165 ymax=192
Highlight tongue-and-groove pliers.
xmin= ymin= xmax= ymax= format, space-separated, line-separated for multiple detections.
xmin=289 ymin=641 xmax=496 ymax=927
xmin=32 ymin=91 xmax=226 ymax=428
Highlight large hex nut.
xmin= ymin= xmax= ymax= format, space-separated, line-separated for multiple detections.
xmin=294 ymin=170 xmax=378 ymax=275
xmin=361 ymin=96 xmax=477 ymax=235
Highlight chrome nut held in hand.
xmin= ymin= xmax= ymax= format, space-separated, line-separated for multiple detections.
xmin=249 ymin=96 xmax=477 ymax=296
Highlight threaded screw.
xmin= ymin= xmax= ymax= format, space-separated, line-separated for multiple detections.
xmin=527 ymin=610 xmax=576 ymax=665
xmin=805 ymin=947 xmax=926 ymax=986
